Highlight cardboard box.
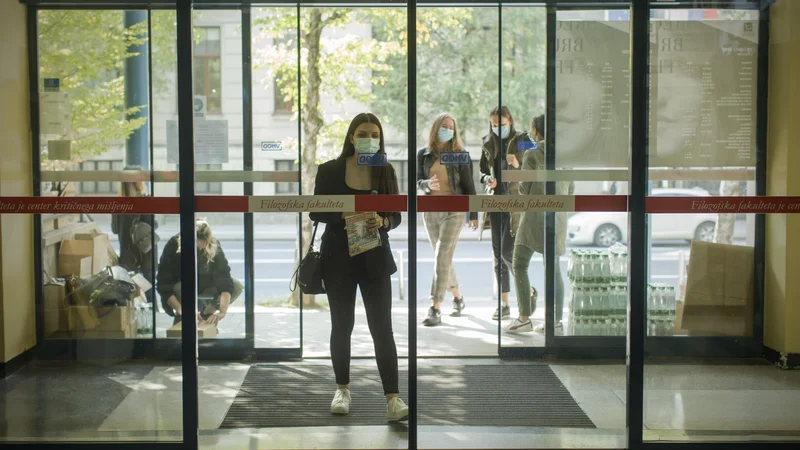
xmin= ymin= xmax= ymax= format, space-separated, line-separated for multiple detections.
xmin=108 ymin=245 xmax=119 ymax=266
xmin=43 ymin=282 xmax=69 ymax=336
xmin=55 ymin=215 xmax=79 ymax=229
xmin=682 ymin=241 xmax=754 ymax=337
xmin=57 ymin=239 xmax=94 ymax=278
xmin=67 ymin=306 xmax=100 ymax=330
xmin=167 ymin=321 xmax=218 ymax=339
xmin=42 ymin=216 xmax=56 ymax=233
xmin=131 ymin=273 xmax=152 ymax=293
xmin=673 ymin=300 xmax=688 ymax=336
xmin=74 ymin=231 xmax=111 ymax=274
xmin=67 ymin=305 xmax=134 ymax=331
xmin=71 ymin=322 xmax=137 ymax=339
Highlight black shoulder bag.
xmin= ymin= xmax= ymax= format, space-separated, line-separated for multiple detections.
xmin=290 ymin=222 xmax=325 ymax=294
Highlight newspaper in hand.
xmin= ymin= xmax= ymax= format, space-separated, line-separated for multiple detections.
xmin=345 ymin=212 xmax=381 ymax=257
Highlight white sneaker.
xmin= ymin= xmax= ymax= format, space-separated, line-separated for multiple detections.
xmin=534 ymin=322 xmax=563 ymax=333
xmin=386 ymin=397 xmax=409 ymax=422
xmin=331 ymin=388 xmax=351 ymax=415
xmin=504 ymin=318 xmax=533 ymax=333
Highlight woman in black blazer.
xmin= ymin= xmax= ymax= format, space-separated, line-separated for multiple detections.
xmin=309 ymin=112 xmax=408 ymax=422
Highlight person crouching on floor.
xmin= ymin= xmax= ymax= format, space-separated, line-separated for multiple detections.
xmin=157 ymin=218 xmax=242 ymax=326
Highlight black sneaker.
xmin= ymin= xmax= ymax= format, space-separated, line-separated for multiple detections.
xmin=450 ymin=297 xmax=465 ymax=317
xmin=422 ymin=307 xmax=441 ymax=326
xmin=492 ymin=305 xmax=510 ymax=321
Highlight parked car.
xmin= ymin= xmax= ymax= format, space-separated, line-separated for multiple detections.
xmin=567 ymin=188 xmax=718 ymax=247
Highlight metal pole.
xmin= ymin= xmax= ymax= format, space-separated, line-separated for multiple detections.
xmin=243 ymin=7 xmax=256 ymax=349
xmin=407 ymin=1 xmax=418 ymax=447
xmin=28 ymin=3 xmax=44 ymax=348
xmin=753 ymin=0 xmax=771 ymax=353
xmin=627 ymin=0 xmax=651 ymax=449
xmin=544 ymin=5 xmax=557 ymax=346
xmin=176 ymin=0 xmax=199 ymax=448
xmin=124 ymin=10 xmax=150 ymax=169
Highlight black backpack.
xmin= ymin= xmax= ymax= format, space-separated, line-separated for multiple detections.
xmin=131 ymin=216 xmax=156 ymax=255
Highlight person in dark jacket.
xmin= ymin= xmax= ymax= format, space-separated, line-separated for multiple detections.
xmin=156 ymin=218 xmax=242 ymax=325
xmin=111 ymin=165 xmax=157 ymax=303
xmin=417 ymin=113 xmax=479 ymax=326
xmin=309 ymin=112 xmax=408 ymax=423
xmin=478 ymin=106 xmax=524 ymax=321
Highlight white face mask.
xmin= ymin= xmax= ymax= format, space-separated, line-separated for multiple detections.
xmin=355 ymin=137 xmax=380 ymax=154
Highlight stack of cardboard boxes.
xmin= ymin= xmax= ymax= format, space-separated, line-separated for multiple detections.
xmin=57 ymin=230 xmax=113 ymax=279
xmin=43 ymin=273 xmax=151 ymax=339
xmin=43 ymin=221 xmax=152 ymax=339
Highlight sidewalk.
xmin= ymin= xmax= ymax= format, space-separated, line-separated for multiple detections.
xmin=100 ymin=221 xmax=479 ymax=242
xmin=97 ymin=218 xmax=748 ymax=243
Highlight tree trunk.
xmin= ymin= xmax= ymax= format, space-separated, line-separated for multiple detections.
xmin=714 ymin=180 xmax=739 ymax=245
xmin=290 ymin=9 xmax=326 ymax=307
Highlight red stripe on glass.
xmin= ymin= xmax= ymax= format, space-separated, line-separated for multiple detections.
xmin=0 ymin=197 xmax=180 ymax=214
xmin=354 ymin=194 xmax=408 ymax=212
xmin=647 ymin=196 xmax=800 ymax=214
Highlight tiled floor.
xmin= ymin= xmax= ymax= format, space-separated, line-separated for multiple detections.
xmin=2 ymin=359 xmax=800 ymax=448
xmin=143 ymin=303 xmax=549 ymax=356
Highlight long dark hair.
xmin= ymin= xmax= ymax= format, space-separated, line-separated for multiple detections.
xmin=339 ymin=112 xmax=398 ymax=195
xmin=488 ymin=105 xmax=517 ymax=154
xmin=531 ymin=114 xmax=545 ymax=141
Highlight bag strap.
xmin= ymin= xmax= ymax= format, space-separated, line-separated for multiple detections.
xmin=308 ymin=221 xmax=319 ymax=252
xmin=290 ymin=221 xmax=319 ymax=292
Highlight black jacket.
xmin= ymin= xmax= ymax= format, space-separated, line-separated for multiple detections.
xmin=416 ymin=147 xmax=478 ymax=221
xmin=478 ymin=132 xmax=524 ymax=195
xmin=309 ymin=158 xmax=401 ymax=281
xmin=156 ymin=234 xmax=235 ymax=300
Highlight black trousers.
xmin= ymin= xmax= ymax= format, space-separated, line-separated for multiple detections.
xmin=327 ymin=269 xmax=399 ymax=396
xmin=489 ymin=212 xmax=515 ymax=294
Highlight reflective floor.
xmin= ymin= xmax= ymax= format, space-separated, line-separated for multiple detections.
xmin=2 ymin=359 xmax=800 ymax=448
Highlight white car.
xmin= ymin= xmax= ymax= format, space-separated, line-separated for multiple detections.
xmin=567 ymin=188 xmax=718 ymax=247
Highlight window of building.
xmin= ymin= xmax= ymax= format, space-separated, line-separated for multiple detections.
xmin=275 ymin=160 xmax=299 ymax=194
xmin=78 ymin=160 xmax=124 ymax=195
xmin=194 ymin=27 xmax=222 ymax=114
xmin=272 ymin=37 xmax=295 ymax=115
xmin=196 ymin=164 xmax=223 ymax=194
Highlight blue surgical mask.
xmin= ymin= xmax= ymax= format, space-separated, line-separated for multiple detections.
xmin=355 ymin=137 xmax=380 ymax=154
xmin=437 ymin=127 xmax=454 ymax=143
xmin=492 ymin=125 xmax=510 ymax=139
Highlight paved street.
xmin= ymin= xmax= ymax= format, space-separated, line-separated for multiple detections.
xmin=103 ymin=217 xmax=746 ymax=357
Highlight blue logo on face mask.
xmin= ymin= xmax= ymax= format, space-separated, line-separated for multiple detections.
xmin=439 ymin=152 xmax=471 ymax=165
xmin=517 ymin=139 xmax=538 ymax=152
xmin=357 ymin=152 xmax=388 ymax=166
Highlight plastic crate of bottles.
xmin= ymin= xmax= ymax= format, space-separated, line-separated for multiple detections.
xmin=566 ymin=244 xmax=677 ymax=337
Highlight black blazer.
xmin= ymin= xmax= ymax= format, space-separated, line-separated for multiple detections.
xmin=309 ymin=158 xmax=401 ymax=281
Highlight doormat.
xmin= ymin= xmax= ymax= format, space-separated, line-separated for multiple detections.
xmin=220 ymin=363 xmax=595 ymax=428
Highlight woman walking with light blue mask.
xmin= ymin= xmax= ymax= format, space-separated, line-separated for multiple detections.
xmin=479 ymin=106 xmax=524 ymax=321
xmin=310 ymin=113 xmax=409 ymax=422
xmin=417 ymin=113 xmax=479 ymax=326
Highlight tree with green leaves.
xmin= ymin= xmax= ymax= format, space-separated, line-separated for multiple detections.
xmin=253 ymin=7 xmax=404 ymax=305
xmin=372 ymin=7 xmax=546 ymax=146
xmin=38 ymin=11 xmax=148 ymax=167
xmin=254 ymin=7 xmax=546 ymax=304
xmin=38 ymin=10 xmax=177 ymax=169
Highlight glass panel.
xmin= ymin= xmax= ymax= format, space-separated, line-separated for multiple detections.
xmin=412 ymin=5 xmax=499 ymax=358
xmin=251 ymin=5 xmax=302 ymax=350
xmin=198 ymin=5 xmax=409 ymax=448
xmin=551 ymin=9 xmax=632 ymax=343
xmin=642 ymin=7 xmax=800 ymax=443
xmin=3 ymin=9 xmax=183 ymax=443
